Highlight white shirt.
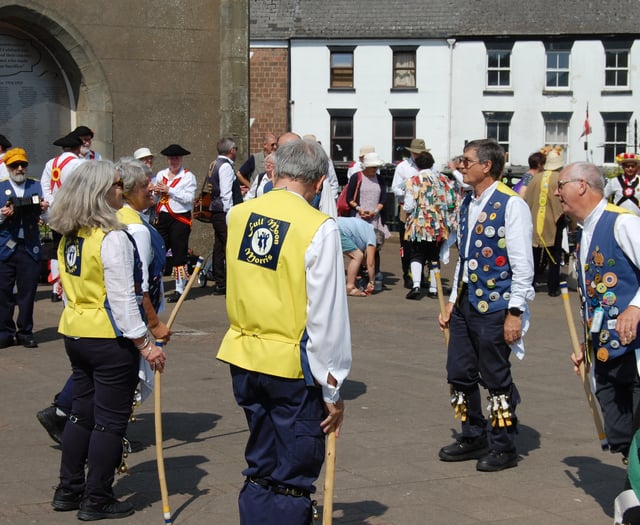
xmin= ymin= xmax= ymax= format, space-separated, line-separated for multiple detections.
xmin=41 ymin=152 xmax=85 ymax=206
xmin=154 ymin=167 xmax=197 ymax=214
xmin=122 ymin=205 xmax=152 ymax=293
xmin=579 ymin=199 xmax=640 ymax=308
xmin=101 ymin=230 xmax=147 ymax=339
xmin=449 ymin=180 xmax=535 ymax=311
xmin=603 ymin=175 xmax=640 ymax=216
xmin=391 ymin=157 xmax=418 ymax=198
xmin=0 ymin=155 xmax=8 ymax=180
xmin=325 ymin=161 xmax=340 ymax=200
xmin=244 ymin=172 xmax=270 ymax=201
xmin=302 ymin=200 xmax=352 ymax=402
xmin=215 ymin=155 xmax=237 ymax=212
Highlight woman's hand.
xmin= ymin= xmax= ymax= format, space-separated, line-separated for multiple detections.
xmin=141 ymin=342 xmax=167 ymax=373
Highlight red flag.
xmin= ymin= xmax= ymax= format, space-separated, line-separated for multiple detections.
xmin=579 ymin=104 xmax=592 ymax=139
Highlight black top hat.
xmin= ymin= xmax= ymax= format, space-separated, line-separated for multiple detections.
xmin=0 ymin=134 xmax=11 ymax=150
xmin=160 ymin=144 xmax=190 ymax=156
xmin=53 ymin=132 xmax=83 ymax=148
xmin=73 ymin=125 xmax=94 ymax=138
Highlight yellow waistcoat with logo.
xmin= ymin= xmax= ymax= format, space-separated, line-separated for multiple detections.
xmin=216 ymin=189 xmax=329 ymax=379
xmin=58 ymin=228 xmax=118 ymax=338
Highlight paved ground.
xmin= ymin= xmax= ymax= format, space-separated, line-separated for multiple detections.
xmin=0 ymin=238 xmax=626 ymax=524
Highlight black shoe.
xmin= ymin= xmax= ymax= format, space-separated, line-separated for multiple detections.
xmin=213 ymin=285 xmax=226 ymax=296
xmin=16 ymin=335 xmax=38 ymax=348
xmin=37 ymin=405 xmax=67 ymax=444
xmin=548 ymin=289 xmax=561 ymax=297
xmin=405 ymin=287 xmax=421 ymax=300
xmin=403 ymin=276 xmax=413 ymax=289
xmin=476 ymin=448 xmax=518 ymax=472
xmin=52 ymin=487 xmax=83 ymax=511
xmin=439 ymin=436 xmax=489 ymax=462
xmin=166 ymin=291 xmax=181 ymax=303
xmin=77 ymin=498 xmax=134 ymax=521
xmin=0 ymin=336 xmax=14 ymax=349
xmin=427 ymin=290 xmax=438 ymax=299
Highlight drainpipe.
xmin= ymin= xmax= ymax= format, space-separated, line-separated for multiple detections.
xmin=446 ymin=38 xmax=456 ymax=160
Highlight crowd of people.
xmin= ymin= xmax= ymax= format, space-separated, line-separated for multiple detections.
xmin=2 ymin=125 xmax=640 ymax=522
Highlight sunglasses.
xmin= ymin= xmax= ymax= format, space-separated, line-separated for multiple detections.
xmin=112 ymin=179 xmax=124 ymax=189
xmin=8 ymin=162 xmax=28 ymax=169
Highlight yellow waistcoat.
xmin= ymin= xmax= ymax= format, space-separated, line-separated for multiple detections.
xmin=58 ymin=228 xmax=118 ymax=338
xmin=216 ymin=189 xmax=329 ymax=379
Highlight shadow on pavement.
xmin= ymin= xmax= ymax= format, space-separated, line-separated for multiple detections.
xmin=324 ymin=499 xmax=389 ymax=524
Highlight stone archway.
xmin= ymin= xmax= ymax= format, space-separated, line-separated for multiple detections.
xmin=0 ymin=2 xmax=113 ymax=174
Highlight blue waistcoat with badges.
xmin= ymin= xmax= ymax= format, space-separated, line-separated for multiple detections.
xmin=0 ymin=178 xmax=42 ymax=262
xmin=458 ymin=182 xmax=515 ymax=314
xmin=576 ymin=204 xmax=640 ymax=362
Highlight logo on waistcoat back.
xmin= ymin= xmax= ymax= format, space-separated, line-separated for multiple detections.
xmin=64 ymin=237 xmax=84 ymax=276
xmin=238 ymin=212 xmax=290 ymax=271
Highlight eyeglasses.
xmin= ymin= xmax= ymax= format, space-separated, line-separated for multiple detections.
xmin=8 ymin=162 xmax=28 ymax=169
xmin=112 ymin=179 xmax=124 ymax=189
xmin=557 ymin=179 xmax=584 ymax=190
xmin=460 ymin=157 xmax=483 ymax=168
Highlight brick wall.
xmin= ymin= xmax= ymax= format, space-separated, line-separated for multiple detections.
xmin=247 ymin=47 xmax=289 ymax=157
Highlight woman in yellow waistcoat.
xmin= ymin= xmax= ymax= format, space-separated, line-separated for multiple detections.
xmin=48 ymin=161 xmax=167 ymax=521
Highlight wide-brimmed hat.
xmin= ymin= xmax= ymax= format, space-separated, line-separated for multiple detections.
xmin=616 ymin=152 xmax=640 ymax=166
xmin=543 ymin=147 xmax=564 ymax=171
xmin=362 ymin=152 xmax=384 ymax=168
xmin=359 ymin=145 xmax=375 ymax=157
xmin=0 ymin=134 xmax=12 ymax=150
xmin=405 ymin=138 xmax=430 ymax=154
xmin=302 ymin=134 xmax=318 ymax=142
xmin=53 ymin=132 xmax=83 ymax=148
xmin=4 ymin=147 xmax=28 ymax=166
xmin=133 ymin=147 xmax=154 ymax=160
xmin=73 ymin=125 xmax=94 ymax=138
xmin=160 ymin=144 xmax=190 ymax=157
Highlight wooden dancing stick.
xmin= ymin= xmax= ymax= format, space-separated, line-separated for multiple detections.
xmin=322 ymin=430 xmax=337 ymax=525
xmin=431 ymin=261 xmax=450 ymax=346
xmin=559 ymin=281 xmax=609 ymax=450
xmin=154 ymin=257 xmax=204 ymax=525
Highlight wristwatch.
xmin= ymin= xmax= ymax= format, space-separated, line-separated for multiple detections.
xmin=508 ymin=307 xmax=523 ymax=317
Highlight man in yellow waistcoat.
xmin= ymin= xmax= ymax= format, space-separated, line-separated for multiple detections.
xmin=217 ymin=138 xmax=352 ymax=524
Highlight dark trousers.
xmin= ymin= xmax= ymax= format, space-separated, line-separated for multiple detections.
xmin=59 ymin=337 xmax=138 ymax=502
xmin=594 ymin=351 xmax=640 ymax=457
xmin=533 ymin=215 xmax=565 ymax=293
xmin=446 ymin=292 xmax=519 ymax=452
xmin=0 ymin=243 xmax=40 ymax=340
xmin=156 ymin=212 xmax=191 ymax=266
xmin=211 ymin=212 xmax=227 ymax=286
xmin=230 ymin=365 xmax=325 ymax=525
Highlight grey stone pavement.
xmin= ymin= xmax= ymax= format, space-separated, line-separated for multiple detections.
xmin=0 ymin=238 xmax=625 ymax=524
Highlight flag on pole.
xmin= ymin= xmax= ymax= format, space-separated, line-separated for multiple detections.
xmin=579 ymin=104 xmax=592 ymax=139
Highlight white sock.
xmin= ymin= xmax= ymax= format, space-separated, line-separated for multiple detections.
xmin=429 ymin=269 xmax=437 ymax=293
xmin=175 ymin=277 xmax=186 ymax=294
xmin=410 ymin=262 xmax=422 ymax=288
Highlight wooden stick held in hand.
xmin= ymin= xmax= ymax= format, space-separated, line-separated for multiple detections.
xmin=154 ymin=257 xmax=204 ymax=524
xmin=322 ymin=430 xmax=337 ymax=525
xmin=432 ymin=261 xmax=450 ymax=347
xmin=560 ymin=281 xmax=608 ymax=450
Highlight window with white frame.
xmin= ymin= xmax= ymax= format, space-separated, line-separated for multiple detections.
xmin=486 ymin=42 xmax=513 ymax=88
xmin=391 ymin=46 xmax=417 ymax=89
xmin=329 ymin=46 xmax=355 ymax=89
xmin=542 ymin=112 xmax=571 ymax=154
xmin=603 ymin=40 xmax=631 ymax=88
xmin=328 ymin=108 xmax=356 ymax=162
xmin=545 ymin=42 xmax=572 ymax=89
xmin=601 ymin=112 xmax=631 ymax=163
xmin=483 ymin=111 xmax=513 ymax=157
xmin=390 ymin=109 xmax=419 ymax=163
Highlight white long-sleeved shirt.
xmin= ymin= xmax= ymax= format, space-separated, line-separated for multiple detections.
xmin=579 ymin=199 xmax=640 ymax=309
xmin=391 ymin=157 xmax=418 ymax=198
xmin=101 ymin=230 xmax=147 ymax=339
xmin=40 ymin=152 xmax=85 ymax=215
xmin=154 ymin=167 xmax=197 ymax=214
xmin=449 ymin=180 xmax=535 ymax=311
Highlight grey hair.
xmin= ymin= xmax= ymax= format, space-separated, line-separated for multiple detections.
xmin=565 ymin=162 xmax=605 ymax=194
xmin=217 ymin=137 xmax=236 ymax=155
xmin=464 ymin=139 xmax=505 ymax=179
xmin=274 ymin=139 xmax=329 ymax=185
xmin=48 ymin=160 xmax=125 ymax=236
xmin=115 ymin=156 xmax=152 ymax=198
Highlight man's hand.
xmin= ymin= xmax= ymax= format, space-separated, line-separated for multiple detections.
xmin=321 ymin=398 xmax=344 ymax=437
xmin=1 ymin=203 xmax=13 ymax=218
xmin=570 ymin=343 xmax=589 ymax=376
xmin=149 ymin=321 xmax=171 ymax=343
xmin=438 ymin=302 xmax=454 ymax=332
xmin=504 ymin=312 xmax=522 ymax=345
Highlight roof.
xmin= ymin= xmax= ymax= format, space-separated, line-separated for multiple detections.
xmin=250 ymin=0 xmax=640 ymax=40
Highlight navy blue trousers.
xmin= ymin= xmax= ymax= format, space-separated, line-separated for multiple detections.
xmin=230 ymin=365 xmax=325 ymax=525
xmin=0 ymin=243 xmax=40 ymax=340
xmin=59 ymin=337 xmax=138 ymax=502
xmin=210 ymin=212 xmax=227 ymax=286
xmin=594 ymin=350 xmax=640 ymax=456
xmin=446 ymin=292 xmax=519 ymax=452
